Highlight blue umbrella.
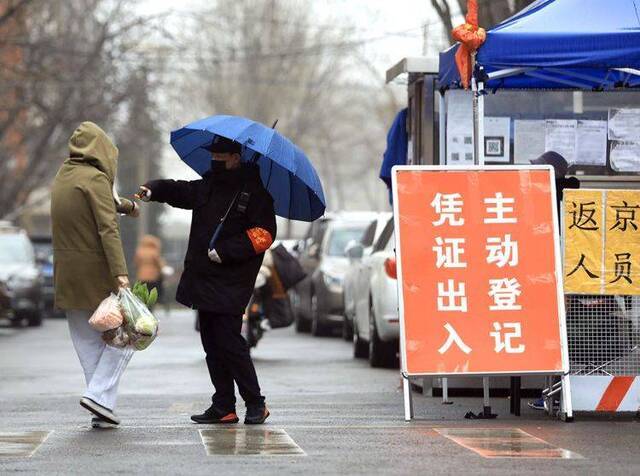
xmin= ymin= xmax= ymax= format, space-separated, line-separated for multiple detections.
xmin=170 ymin=115 xmax=326 ymax=223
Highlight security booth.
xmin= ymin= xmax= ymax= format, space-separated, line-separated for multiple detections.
xmin=430 ymin=0 xmax=640 ymax=417
xmin=385 ymin=57 xmax=439 ymax=166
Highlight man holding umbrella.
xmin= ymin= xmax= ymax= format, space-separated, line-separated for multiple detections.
xmin=137 ymin=136 xmax=276 ymax=425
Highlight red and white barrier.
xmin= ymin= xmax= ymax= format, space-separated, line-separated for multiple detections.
xmin=570 ymin=376 xmax=640 ymax=412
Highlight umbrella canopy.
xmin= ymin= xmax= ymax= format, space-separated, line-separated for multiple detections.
xmin=170 ymin=115 xmax=326 ymax=222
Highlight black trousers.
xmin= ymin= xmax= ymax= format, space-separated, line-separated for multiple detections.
xmin=198 ymin=310 xmax=264 ymax=412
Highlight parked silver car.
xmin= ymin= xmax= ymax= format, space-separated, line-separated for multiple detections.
xmin=342 ymin=212 xmax=392 ymax=340
xmin=292 ymin=213 xmax=377 ymax=336
xmin=349 ymin=218 xmax=399 ymax=367
xmin=0 ymin=224 xmax=44 ymax=327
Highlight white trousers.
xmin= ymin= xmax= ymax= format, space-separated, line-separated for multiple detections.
xmin=66 ymin=310 xmax=133 ymax=410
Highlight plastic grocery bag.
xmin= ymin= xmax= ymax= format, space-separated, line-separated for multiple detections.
xmin=89 ymin=293 xmax=124 ymax=332
xmin=102 ymin=288 xmax=159 ymax=351
xmin=101 ymin=326 xmax=131 ymax=348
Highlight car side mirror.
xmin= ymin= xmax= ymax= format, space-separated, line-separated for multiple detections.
xmin=345 ymin=241 xmax=364 ymax=260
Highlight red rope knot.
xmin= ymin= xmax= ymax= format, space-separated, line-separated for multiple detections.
xmin=451 ymin=0 xmax=486 ymax=89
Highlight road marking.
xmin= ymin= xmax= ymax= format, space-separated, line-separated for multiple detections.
xmin=199 ymin=428 xmax=305 ymax=456
xmin=435 ymin=428 xmax=583 ymax=459
xmin=0 ymin=431 xmax=52 ymax=458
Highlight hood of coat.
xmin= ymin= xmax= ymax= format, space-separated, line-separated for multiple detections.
xmin=66 ymin=121 xmax=119 ymax=183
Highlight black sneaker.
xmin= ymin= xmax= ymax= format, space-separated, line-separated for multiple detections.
xmin=190 ymin=404 xmax=239 ymax=424
xmin=244 ymin=405 xmax=270 ymax=425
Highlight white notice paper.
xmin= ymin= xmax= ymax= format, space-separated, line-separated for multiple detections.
xmin=446 ymin=90 xmax=474 ymax=165
xmin=576 ymin=120 xmax=607 ymax=166
xmin=610 ymin=140 xmax=640 ymax=172
xmin=545 ymin=119 xmax=577 ymax=165
xmin=514 ymin=120 xmax=546 ymax=164
xmin=483 ymin=117 xmax=511 ymax=163
xmin=608 ymin=108 xmax=640 ymax=141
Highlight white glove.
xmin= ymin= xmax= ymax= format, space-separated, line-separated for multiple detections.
xmin=208 ymin=248 xmax=222 ymax=263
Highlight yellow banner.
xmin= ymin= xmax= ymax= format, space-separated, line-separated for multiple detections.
xmin=604 ymin=190 xmax=640 ymax=295
xmin=564 ymin=190 xmax=604 ymax=294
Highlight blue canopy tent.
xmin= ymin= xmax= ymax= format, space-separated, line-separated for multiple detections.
xmin=438 ymin=0 xmax=640 ymax=164
xmin=440 ymin=0 xmax=640 ymax=91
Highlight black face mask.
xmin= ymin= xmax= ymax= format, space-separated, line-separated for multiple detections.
xmin=210 ymin=160 xmax=228 ymax=175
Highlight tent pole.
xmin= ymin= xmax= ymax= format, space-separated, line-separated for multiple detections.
xmin=477 ymin=81 xmax=485 ymax=166
xmin=472 ymin=76 xmax=477 ymax=165
xmin=471 ymin=73 xmax=485 ymax=166
xmin=439 ymin=91 xmax=446 ymax=165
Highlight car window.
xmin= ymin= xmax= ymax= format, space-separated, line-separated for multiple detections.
xmin=325 ymin=227 xmax=367 ymax=257
xmin=0 ymin=234 xmax=35 ymax=265
xmin=32 ymin=242 xmax=54 ymax=264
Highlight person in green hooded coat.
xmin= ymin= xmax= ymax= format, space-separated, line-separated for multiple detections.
xmin=51 ymin=121 xmax=137 ymax=429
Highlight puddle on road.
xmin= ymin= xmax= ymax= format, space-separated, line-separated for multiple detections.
xmin=435 ymin=428 xmax=582 ymax=459
xmin=199 ymin=428 xmax=305 ymax=456
xmin=0 ymin=431 xmax=51 ymax=458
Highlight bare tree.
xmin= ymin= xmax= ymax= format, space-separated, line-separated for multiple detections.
xmin=171 ymin=0 xmax=399 ymax=216
xmin=432 ymin=0 xmax=536 ymax=44
xmin=0 ymin=0 xmax=163 ymax=219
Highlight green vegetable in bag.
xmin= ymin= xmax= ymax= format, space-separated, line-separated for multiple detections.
xmin=134 ymin=314 xmax=158 ymax=336
xmin=131 ymin=281 xmax=158 ymax=308
xmin=147 ymin=288 xmax=158 ymax=308
xmin=133 ymin=334 xmax=155 ymax=351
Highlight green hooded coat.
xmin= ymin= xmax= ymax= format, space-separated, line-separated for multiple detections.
xmin=51 ymin=122 xmax=128 ymax=310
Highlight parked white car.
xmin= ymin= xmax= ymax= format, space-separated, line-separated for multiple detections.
xmin=342 ymin=212 xmax=392 ymax=340
xmin=348 ymin=217 xmax=399 ymax=368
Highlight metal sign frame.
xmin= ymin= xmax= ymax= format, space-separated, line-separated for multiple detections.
xmin=391 ymin=165 xmax=573 ymax=421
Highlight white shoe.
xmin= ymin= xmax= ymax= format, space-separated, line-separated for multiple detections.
xmin=91 ymin=417 xmax=118 ymax=429
xmin=80 ymin=397 xmax=120 ymax=425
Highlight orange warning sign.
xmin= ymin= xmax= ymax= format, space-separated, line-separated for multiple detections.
xmin=392 ymin=166 xmax=568 ymax=376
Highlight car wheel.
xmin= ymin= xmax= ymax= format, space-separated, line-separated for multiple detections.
xmin=9 ymin=317 xmax=22 ymax=328
xmin=293 ymin=296 xmax=310 ymax=333
xmin=310 ymin=292 xmax=329 ymax=337
xmin=342 ymin=312 xmax=353 ymax=341
xmin=27 ymin=311 xmax=43 ymax=327
xmin=352 ymin=318 xmax=369 ymax=359
xmin=369 ymin=301 xmax=398 ymax=368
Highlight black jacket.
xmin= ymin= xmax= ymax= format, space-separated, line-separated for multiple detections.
xmin=145 ymin=163 xmax=276 ymax=315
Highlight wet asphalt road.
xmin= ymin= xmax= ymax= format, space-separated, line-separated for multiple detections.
xmin=1 ymin=310 xmax=640 ymax=475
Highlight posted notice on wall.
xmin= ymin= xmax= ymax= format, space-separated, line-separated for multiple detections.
xmin=484 ymin=117 xmax=511 ymax=163
xmin=545 ymin=119 xmax=577 ymax=165
xmin=608 ymin=108 xmax=640 ymax=140
xmin=576 ymin=120 xmax=607 ymax=166
xmin=446 ymin=90 xmax=474 ymax=165
xmin=514 ymin=120 xmax=545 ymax=164
xmin=610 ymin=141 xmax=640 ymax=172
xmin=608 ymin=108 xmax=640 ymax=171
